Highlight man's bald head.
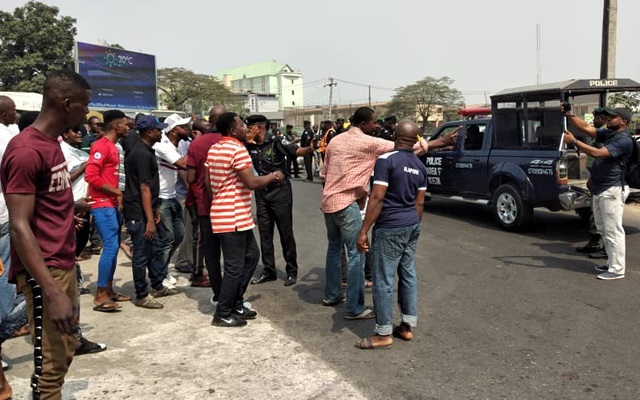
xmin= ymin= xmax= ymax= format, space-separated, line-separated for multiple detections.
xmin=209 ymin=106 xmax=226 ymax=127
xmin=0 ymin=95 xmax=17 ymax=126
xmin=395 ymin=121 xmax=420 ymax=142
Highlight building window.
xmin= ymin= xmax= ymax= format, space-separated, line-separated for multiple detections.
xmin=292 ymin=101 xmax=295 ymax=106
xmin=291 ymin=79 xmax=294 ymax=85
xmin=291 ymin=90 xmax=295 ymax=95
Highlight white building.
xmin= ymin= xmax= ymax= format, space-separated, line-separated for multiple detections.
xmin=215 ymin=61 xmax=304 ymax=115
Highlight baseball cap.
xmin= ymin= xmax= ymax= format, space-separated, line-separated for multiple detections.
xmin=135 ymin=115 xmax=168 ymax=131
xmin=163 ymin=113 xmax=191 ymax=133
xmin=603 ymin=107 xmax=633 ymax=123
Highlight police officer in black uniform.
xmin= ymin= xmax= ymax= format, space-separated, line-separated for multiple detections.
xmin=377 ymin=115 xmax=397 ymax=141
xmin=245 ymin=115 xmax=315 ymax=287
xmin=300 ymin=120 xmax=314 ymax=181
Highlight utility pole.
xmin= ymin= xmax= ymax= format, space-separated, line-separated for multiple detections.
xmin=536 ymin=23 xmax=542 ymax=85
xmin=600 ymin=0 xmax=617 ymax=79
xmin=324 ymin=77 xmax=337 ymax=120
xmin=600 ymin=0 xmax=617 ymax=106
xmin=368 ymin=85 xmax=371 ymax=108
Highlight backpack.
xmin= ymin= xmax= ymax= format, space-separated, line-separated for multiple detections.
xmin=622 ymin=134 xmax=640 ymax=189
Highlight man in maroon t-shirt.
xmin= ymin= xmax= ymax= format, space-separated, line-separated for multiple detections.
xmin=0 ymin=70 xmax=90 ymax=399
xmin=186 ymin=105 xmax=224 ymax=304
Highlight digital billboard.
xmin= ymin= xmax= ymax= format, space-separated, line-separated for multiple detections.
xmin=76 ymin=42 xmax=157 ymax=111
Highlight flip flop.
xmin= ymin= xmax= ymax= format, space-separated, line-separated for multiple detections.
xmin=110 ymin=293 xmax=131 ymax=302
xmin=93 ymin=300 xmax=122 ymax=313
xmin=355 ymin=335 xmax=393 ymax=350
xmin=344 ymin=308 xmax=375 ymax=320
xmin=322 ymin=297 xmax=346 ymax=307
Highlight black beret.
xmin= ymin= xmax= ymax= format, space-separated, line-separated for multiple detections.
xmin=245 ymin=115 xmax=268 ymax=126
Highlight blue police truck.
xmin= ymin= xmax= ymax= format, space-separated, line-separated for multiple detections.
xmin=423 ymin=79 xmax=640 ymax=231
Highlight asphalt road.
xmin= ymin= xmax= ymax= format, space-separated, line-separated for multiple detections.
xmin=4 ymin=179 xmax=640 ymax=399
xmin=256 ymin=179 xmax=640 ymax=400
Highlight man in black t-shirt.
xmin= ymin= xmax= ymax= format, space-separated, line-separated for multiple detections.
xmin=124 ymin=116 xmax=178 ymax=308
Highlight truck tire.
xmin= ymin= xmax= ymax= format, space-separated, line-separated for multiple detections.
xmin=492 ymin=184 xmax=533 ymax=231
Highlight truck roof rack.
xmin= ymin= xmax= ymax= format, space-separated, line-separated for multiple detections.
xmin=491 ymin=79 xmax=640 ymax=103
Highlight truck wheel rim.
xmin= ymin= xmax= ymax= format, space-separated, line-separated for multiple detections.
xmin=497 ymin=193 xmax=517 ymax=224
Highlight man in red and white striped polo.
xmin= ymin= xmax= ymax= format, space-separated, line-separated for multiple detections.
xmin=205 ymin=112 xmax=284 ymax=328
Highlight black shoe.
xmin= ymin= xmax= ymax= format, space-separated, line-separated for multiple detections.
xmin=305 ymin=178 xmax=313 ymax=182
xmin=284 ymin=276 xmax=297 ymax=286
xmin=588 ymin=249 xmax=608 ymax=259
xmin=75 ymin=337 xmax=107 ymax=356
xmin=251 ymin=273 xmax=277 ymax=285
xmin=294 ymin=175 xmax=301 ymax=178
xmin=84 ymin=246 xmax=102 ymax=255
xmin=576 ymin=242 xmax=604 ymax=253
xmin=212 ymin=314 xmax=248 ymax=327
xmin=232 ymin=306 xmax=258 ymax=320
xmin=80 ymin=287 xmax=91 ymax=295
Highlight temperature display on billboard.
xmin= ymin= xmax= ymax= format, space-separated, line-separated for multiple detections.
xmin=76 ymin=42 xmax=157 ymax=110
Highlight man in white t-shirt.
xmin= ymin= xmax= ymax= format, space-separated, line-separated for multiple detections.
xmin=153 ymin=114 xmax=191 ymax=286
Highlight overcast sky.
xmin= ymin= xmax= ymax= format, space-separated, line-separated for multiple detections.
xmin=3 ymin=0 xmax=639 ymax=106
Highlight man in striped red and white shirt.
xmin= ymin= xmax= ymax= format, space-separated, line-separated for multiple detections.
xmin=205 ymin=112 xmax=284 ymax=328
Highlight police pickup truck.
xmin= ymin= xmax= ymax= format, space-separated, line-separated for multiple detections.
xmin=423 ymin=79 xmax=640 ymax=231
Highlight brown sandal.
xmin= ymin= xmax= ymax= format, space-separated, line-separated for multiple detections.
xmin=355 ymin=335 xmax=393 ymax=350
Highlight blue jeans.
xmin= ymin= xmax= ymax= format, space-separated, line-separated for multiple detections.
xmin=126 ymin=218 xmax=166 ymax=299
xmin=371 ymin=224 xmax=420 ymax=336
xmin=324 ymin=202 xmax=366 ymax=316
xmin=157 ymin=198 xmax=184 ymax=270
xmin=90 ymin=207 xmax=122 ymax=288
xmin=0 ymin=222 xmax=15 ymax=318
xmin=0 ymin=221 xmax=27 ymax=344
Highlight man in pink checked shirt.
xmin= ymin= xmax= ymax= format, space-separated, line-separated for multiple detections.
xmin=319 ymin=107 xmax=456 ymax=320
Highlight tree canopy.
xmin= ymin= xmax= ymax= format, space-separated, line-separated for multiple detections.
xmin=0 ymin=1 xmax=76 ymax=92
xmin=157 ymin=68 xmax=243 ymax=115
xmin=388 ymin=76 xmax=463 ymax=132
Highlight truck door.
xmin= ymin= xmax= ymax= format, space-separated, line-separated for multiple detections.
xmin=424 ymin=124 xmax=463 ymax=194
xmin=456 ymin=121 xmax=490 ymax=196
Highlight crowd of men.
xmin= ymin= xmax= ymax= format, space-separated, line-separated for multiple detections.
xmin=0 ymin=68 xmax=634 ymax=398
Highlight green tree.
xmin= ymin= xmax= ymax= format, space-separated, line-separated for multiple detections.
xmin=608 ymin=92 xmax=640 ymax=132
xmin=157 ymin=68 xmax=242 ymax=115
xmin=388 ymin=76 xmax=463 ymax=133
xmin=608 ymin=92 xmax=640 ymax=110
xmin=0 ymin=1 xmax=76 ymax=92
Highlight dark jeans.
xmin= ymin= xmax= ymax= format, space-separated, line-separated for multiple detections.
xmin=216 ymin=230 xmax=260 ymax=318
xmin=157 ymin=198 xmax=184 ymax=270
xmin=126 ymin=218 xmax=166 ymax=299
xmin=303 ymin=154 xmax=313 ymax=180
xmin=198 ymin=216 xmax=222 ymax=300
xmin=255 ymin=182 xmax=299 ymax=278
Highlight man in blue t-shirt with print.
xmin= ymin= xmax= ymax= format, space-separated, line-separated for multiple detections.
xmin=563 ymin=107 xmax=634 ymax=280
xmin=355 ymin=120 xmax=428 ymax=350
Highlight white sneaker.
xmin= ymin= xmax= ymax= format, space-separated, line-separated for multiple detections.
xmin=162 ymin=279 xmax=176 ymax=290
xmin=167 ymin=274 xmax=177 ymax=285
xmin=2 ymin=359 xmax=9 ymax=370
